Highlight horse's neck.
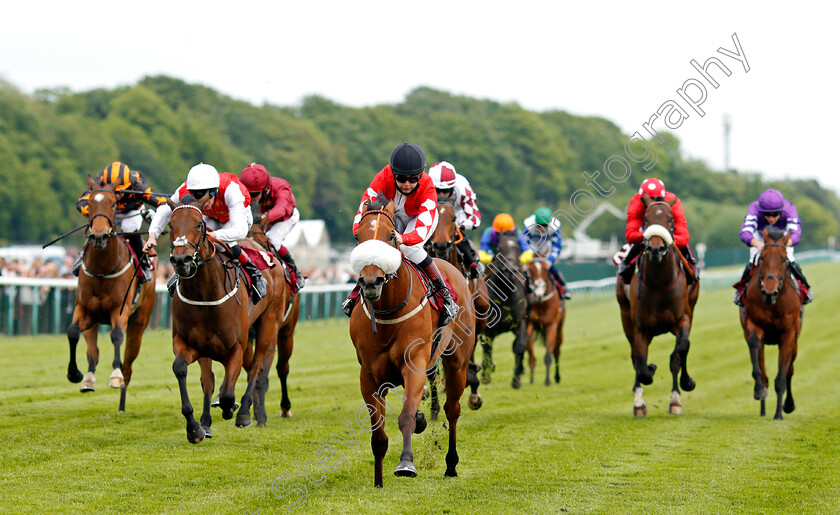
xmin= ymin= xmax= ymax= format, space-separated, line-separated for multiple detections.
xmin=85 ymin=237 xmax=125 ymax=273
xmin=375 ymin=261 xmax=417 ymax=309
xmin=179 ymin=248 xmax=231 ymax=300
xmin=640 ymin=250 xmax=679 ymax=286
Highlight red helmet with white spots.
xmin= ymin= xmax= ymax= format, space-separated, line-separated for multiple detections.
xmin=429 ymin=161 xmax=458 ymax=189
xmin=639 ymin=178 xmax=666 ymax=198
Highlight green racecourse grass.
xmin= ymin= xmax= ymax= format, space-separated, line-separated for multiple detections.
xmin=1 ymin=262 xmax=839 ymax=514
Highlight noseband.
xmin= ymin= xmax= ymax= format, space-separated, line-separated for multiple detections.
xmin=86 ymin=188 xmax=118 ymax=239
xmin=758 ymin=242 xmax=789 ymax=293
xmin=170 ymin=205 xmax=215 ymax=278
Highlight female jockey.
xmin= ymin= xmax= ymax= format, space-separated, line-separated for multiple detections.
xmin=428 ymin=161 xmax=482 ymax=278
xmin=144 ymin=163 xmax=268 ymax=304
xmin=343 ymin=142 xmax=459 ymax=325
xmin=618 ymin=177 xmax=695 ymax=284
xmin=733 ymin=188 xmax=812 ymax=306
xmin=519 ymin=207 xmax=572 ymax=299
xmin=75 ymin=161 xmax=167 ymax=284
xmin=238 ymin=163 xmax=305 ymax=293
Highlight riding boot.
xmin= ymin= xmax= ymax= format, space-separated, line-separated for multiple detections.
xmin=678 ymin=245 xmax=697 ymax=285
xmin=619 ymin=243 xmax=643 ymax=285
xmin=276 ymin=247 xmax=306 ymax=293
xmin=126 ymin=233 xmax=152 ymax=284
xmin=71 ymin=255 xmax=83 ymax=277
xmin=550 ymin=265 xmax=572 ymax=299
xmin=789 ymin=261 xmax=814 ymax=304
xmin=457 ymin=238 xmax=479 ymax=279
xmin=241 ymin=260 xmax=268 ymax=304
xmin=732 ymin=263 xmax=751 ymax=307
xmin=420 ymin=256 xmax=459 ymax=326
xmin=342 ymin=283 xmax=362 ymax=317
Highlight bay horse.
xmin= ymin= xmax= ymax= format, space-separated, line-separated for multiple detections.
xmin=247 ymin=217 xmax=301 ymax=423
xmin=349 ymin=198 xmax=476 ymax=488
xmin=524 ymin=258 xmax=566 ymax=386
xmin=66 ymin=176 xmax=156 ymax=412
xmin=166 ymin=196 xmax=286 ymax=443
xmin=480 ymin=230 xmax=530 ymax=388
xmin=616 ymin=195 xmax=699 ymax=416
xmin=425 ymin=201 xmax=488 ymax=411
xmin=739 ymin=226 xmax=802 ymax=420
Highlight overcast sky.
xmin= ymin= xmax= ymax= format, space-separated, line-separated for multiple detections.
xmin=2 ymin=1 xmax=838 ymax=194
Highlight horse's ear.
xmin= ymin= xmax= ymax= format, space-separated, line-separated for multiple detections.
xmin=782 ymin=231 xmax=791 ymax=245
xmin=667 ymin=197 xmax=677 ymax=207
xmin=641 ymin=194 xmax=652 ymax=207
xmin=762 ymin=227 xmax=770 ymax=242
xmin=86 ymin=175 xmax=95 ymax=189
xmin=166 ymin=198 xmax=178 ymax=210
xmin=385 ymin=201 xmax=395 ymax=217
xmin=362 ymin=199 xmax=372 ymax=212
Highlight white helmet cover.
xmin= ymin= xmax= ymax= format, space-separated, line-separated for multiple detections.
xmin=186 ymin=163 xmax=220 ymax=190
xmin=428 ymin=161 xmax=457 ymax=189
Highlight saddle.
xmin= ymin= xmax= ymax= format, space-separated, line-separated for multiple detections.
xmin=403 ymin=260 xmax=458 ymax=315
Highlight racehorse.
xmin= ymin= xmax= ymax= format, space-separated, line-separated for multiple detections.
xmin=349 ymin=198 xmax=476 ymax=488
xmin=66 ymin=176 xmax=156 ymax=412
xmin=616 ymin=195 xmax=699 ymax=416
xmin=524 ymin=258 xmax=566 ymax=386
xmin=166 ymin=195 xmax=286 ymax=442
xmin=425 ymin=201 xmax=487 ymax=411
xmin=247 ymin=217 xmax=301 ymax=423
xmin=739 ymin=226 xmax=802 ymax=420
xmin=479 ymin=230 xmax=530 ymax=388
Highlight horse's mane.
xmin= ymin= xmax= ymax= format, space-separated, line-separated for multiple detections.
xmin=179 ymin=194 xmax=197 ymax=205
xmin=366 ymin=194 xmax=390 ymax=212
xmin=766 ymin=225 xmax=787 ymax=242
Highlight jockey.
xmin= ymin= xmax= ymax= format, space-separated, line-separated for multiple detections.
xmin=343 ymin=142 xmax=459 ymax=325
xmin=618 ymin=177 xmax=695 ymax=285
xmin=428 ymin=161 xmax=482 ymax=279
xmin=479 ymin=213 xmax=528 ymax=263
xmin=144 ymin=163 xmax=268 ymax=304
xmin=519 ymin=207 xmax=572 ymax=299
xmin=733 ymin=188 xmax=812 ymax=306
xmin=75 ymin=161 xmax=167 ymax=283
xmin=239 ymin=163 xmax=306 ymax=293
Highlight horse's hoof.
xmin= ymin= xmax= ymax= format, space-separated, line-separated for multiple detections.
xmin=236 ymin=414 xmax=252 ymax=428
xmin=774 ymin=413 xmax=784 ymax=421
xmin=67 ymin=369 xmax=83 ymax=383
xmin=480 ymin=374 xmax=492 ymax=385
xmin=784 ymin=398 xmax=795 ymax=414
xmin=281 ymin=410 xmax=293 ymax=418
xmin=394 ymin=461 xmax=417 ymax=477
xmin=414 ymin=412 xmax=427 ymax=434
xmin=430 ymin=411 xmax=439 ymax=422
xmin=421 ymin=385 xmax=429 ymax=401
xmin=681 ymin=376 xmax=696 ymax=392
xmin=468 ymin=393 xmax=483 ymax=410
xmin=511 ymin=376 xmax=522 ymax=389
xmin=545 ymin=379 xmax=551 ymax=387
xmin=633 ymin=404 xmax=648 ymax=417
xmin=669 ymin=403 xmax=683 ymax=415
xmin=444 ymin=468 xmax=458 ymax=478
xmin=187 ymin=425 xmax=206 ymax=444
xmin=210 ymin=396 xmax=220 ymax=408
xmin=202 ymin=426 xmax=212 ymax=438
xmin=554 ymin=374 xmax=561 ymax=384
xmin=108 ymin=369 xmax=124 ymax=389
xmin=754 ymin=387 xmax=768 ymax=400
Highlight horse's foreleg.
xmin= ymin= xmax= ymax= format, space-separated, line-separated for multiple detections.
xmin=784 ymin=341 xmax=797 ymax=415
xmin=107 ymin=324 xmax=125 ymax=389
xmin=66 ymin=307 xmax=93 ymax=384
xmin=631 ymin=331 xmax=653 ymax=417
xmin=746 ymin=330 xmax=768 ymax=404
xmin=238 ymin=320 xmax=276 ymax=428
xmin=360 ymin=370 xmax=388 ymax=488
xmin=526 ymin=323 xmax=536 ymax=385
xmin=81 ymin=326 xmax=100 ymax=392
xmin=220 ymin=344 xmax=245 ymax=421
xmin=466 ymin=351 xmax=482 ymax=410
xmin=774 ymin=332 xmax=797 ymax=420
xmin=427 ymin=364 xmax=440 ymax=421
xmin=253 ymin=347 xmax=275 ymax=427
xmin=277 ymin=330 xmax=294 ymax=418
xmin=480 ymin=335 xmax=494 ymax=384
xmin=676 ymin=317 xmax=695 ymax=392
xmin=554 ymin=324 xmax=563 ymax=384
xmin=544 ymin=322 xmax=559 ymax=387
xmin=198 ymin=358 xmax=214 ymax=438
xmin=118 ymin=324 xmax=143 ymax=412
xmin=172 ymin=338 xmax=203 ymax=443
xmin=394 ymin=361 xmax=425 ymax=480
xmin=511 ymin=322 xmax=528 ymax=389
xmin=441 ymin=355 xmax=467 ymax=477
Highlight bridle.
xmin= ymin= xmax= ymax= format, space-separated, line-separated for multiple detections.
xmin=169 ymin=205 xmax=216 ymax=279
xmin=642 ymin=201 xmax=675 ymax=255
xmin=757 ymin=242 xmax=790 ymax=294
xmin=86 ymin=188 xmax=118 ymax=240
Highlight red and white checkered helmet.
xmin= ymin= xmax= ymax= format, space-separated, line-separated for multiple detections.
xmin=429 ymin=161 xmax=458 ymax=189
xmin=639 ymin=178 xmax=666 ymax=198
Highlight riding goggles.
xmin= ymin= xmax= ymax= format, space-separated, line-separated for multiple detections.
xmin=394 ymin=174 xmax=420 ymax=184
xmin=188 ymin=188 xmax=218 ymax=200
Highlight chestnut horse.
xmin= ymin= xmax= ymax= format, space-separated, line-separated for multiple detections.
xmin=349 ymin=198 xmax=476 ymax=488
xmin=66 ymin=176 xmax=156 ymax=412
xmin=425 ymin=201 xmax=487 ymax=412
xmin=739 ymin=226 xmax=802 ymax=419
xmin=524 ymin=258 xmax=565 ymax=386
xmin=166 ymin=197 xmax=286 ymax=442
xmin=480 ymin=230 xmax=530 ymax=388
xmin=247 ymin=218 xmax=301 ymax=422
xmin=616 ymin=196 xmax=699 ymax=417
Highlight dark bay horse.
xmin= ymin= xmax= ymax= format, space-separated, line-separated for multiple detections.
xmin=66 ymin=176 xmax=156 ymax=412
xmin=166 ymin=197 xmax=287 ymax=442
xmin=524 ymin=258 xmax=566 ymax=386
xmin=425 ymin=201 xmax=487 ymax=410
xmin=616 ymin=195 xmax=699 ymax=416
xmin=740 ymin=226 xmax=802 ymax=419
xmin=247 ymin=218 xmax=301 ymax=422
xmin=349 ymin=198 xmax=476 ymax=488
xmin=480 ymin=230 xmax=530 ymax=388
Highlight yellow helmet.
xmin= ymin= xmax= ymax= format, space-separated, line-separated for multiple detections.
xmin=493 ymin=213 xmax=515 ymax=232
